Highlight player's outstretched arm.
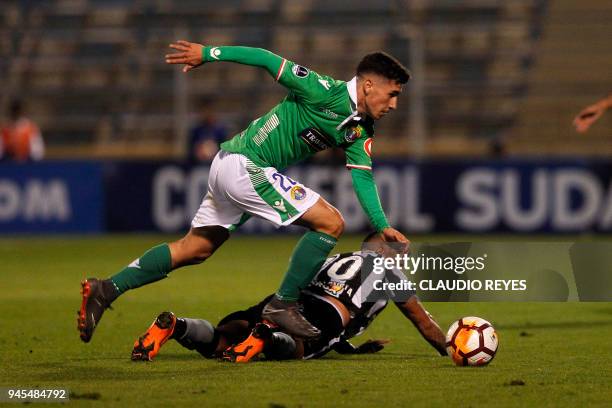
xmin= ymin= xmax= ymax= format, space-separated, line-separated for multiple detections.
xmin=166 ymin=41 xmax=284 ymax=76
xmin=166 ymin=42 xmax=330 ymax=104
xmin=396 ymin=296 xmax=447 ymax=356
xmin=573 ymin=93 xmax=612 ymax=133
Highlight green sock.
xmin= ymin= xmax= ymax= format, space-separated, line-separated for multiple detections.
xmin=276 ymin=231 xmax=337 ymax=301
xmin=110 ymin=243 xmax=172 ymax=294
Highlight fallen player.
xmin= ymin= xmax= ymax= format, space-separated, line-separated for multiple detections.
xmin=131 ymin=234 xmax=447 ymax=362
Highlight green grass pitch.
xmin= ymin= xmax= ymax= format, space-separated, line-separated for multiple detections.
xmin=1 ymin=235 xmax=611 ymax=407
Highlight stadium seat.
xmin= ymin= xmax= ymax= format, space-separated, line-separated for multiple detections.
xmin=1 ymin=0 xmax=559 ymax=158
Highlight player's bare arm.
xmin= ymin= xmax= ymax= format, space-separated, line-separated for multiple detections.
xmin=396 ymin=297 xmax=447 ymax=356
xmin=573 ymin=93 xmax=612 ymax=133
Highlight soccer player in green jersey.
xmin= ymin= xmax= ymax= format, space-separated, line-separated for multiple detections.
xmin=78 ymin=41 xmax=410 ymax=342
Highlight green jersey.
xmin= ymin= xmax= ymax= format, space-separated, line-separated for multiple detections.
xmin=201 ymin=46 xmax=388 ymax=231
xmin=217 ymin=54 xmax=372 ymax=171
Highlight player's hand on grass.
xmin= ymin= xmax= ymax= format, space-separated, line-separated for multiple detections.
xmin=166 ymin=40 xmax=205 ymax=73
xmin=573 ymin=98 xmax=610 ymax=133
xmin=356 ymin=339 xmax=390 ymax=354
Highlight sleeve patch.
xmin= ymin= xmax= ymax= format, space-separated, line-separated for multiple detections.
xmin=292 ymin=64 xmax=310 ymax=78
xmin=210 ymin=47 xmax=222 ymax=60
xmin=364 ymin=138 xmax=373 ymax=157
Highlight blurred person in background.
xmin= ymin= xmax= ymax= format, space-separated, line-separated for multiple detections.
xmin=0 ymin=100 xmax=44 ymax=162
xmin=188 ymin=99 xmax=228 ymax=163
xmin=573 ymin=93 xmax=612 ymax=133
xmin=489 ymin=135 xmax=507 ymax=157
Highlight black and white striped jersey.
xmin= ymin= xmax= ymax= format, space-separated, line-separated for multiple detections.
xmin=303 ymin=250 xmax=415 ymax=340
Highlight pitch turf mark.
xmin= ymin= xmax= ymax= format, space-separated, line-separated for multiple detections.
xmin=70 ymin=392 xmax=101 ymax=400
xmin=497 ymin=320 xmax=612 ymax=330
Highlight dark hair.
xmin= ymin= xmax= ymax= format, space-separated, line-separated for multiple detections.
xmin=356 ymin=52 xmax=411 ymax=84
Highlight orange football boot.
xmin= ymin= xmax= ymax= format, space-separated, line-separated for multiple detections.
xmin=131 ymin=312 xmax=176 ymax=361
xmin=222 ymin=322 xmax=274 ymax=363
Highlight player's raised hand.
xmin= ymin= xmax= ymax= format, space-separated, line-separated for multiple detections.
xmin=573 ymin=95 xmax=611 ymax=133
xmin=573 ymin=103 xmax=605 ymax=133
xmin=166 ymin=40 xmax=205 ymax=73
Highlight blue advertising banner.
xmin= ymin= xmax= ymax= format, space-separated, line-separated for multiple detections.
xmin=103 ymin=161 xmax=206 ymax=232
xmin=2 ymin=159 xmax=611 ymax=234
xmin=0 ymin=162 xmax=103 ymax=233
xmin=104 ymin=159 xmax=612 ymax=234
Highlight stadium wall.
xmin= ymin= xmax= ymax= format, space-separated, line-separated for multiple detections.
xmin=1 ymin=160 xmax=611 ymax=234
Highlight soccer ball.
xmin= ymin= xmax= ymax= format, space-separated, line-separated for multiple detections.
xmin=446 ymin=316 xmax=498 ymax=366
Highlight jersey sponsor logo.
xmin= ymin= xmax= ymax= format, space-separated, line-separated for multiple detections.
xmin=209 ymin=47 xmax=221 ymax=60
xmin=290 ymin=185 xmax=307 ymax=201
xmin=292 ymin=64 xmax=310 ymax=78
xmin=298 ymin=127 xmax=334 ymax=152
xmin=364 ymin=138 xmax=373 ymax=157
xmin=311 ymin=279 xmax=347 ymax=297
xmin=344 ymin=125 xmax=364 ymax=142
xmin=329 ymin=282 xmax=345 ymax=294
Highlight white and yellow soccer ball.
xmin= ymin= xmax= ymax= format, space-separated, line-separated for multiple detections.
xmin=446 ymin=316 xmax=498 ymax=366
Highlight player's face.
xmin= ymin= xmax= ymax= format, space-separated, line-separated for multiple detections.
xmin=363 ymin=76 xmax=403 ymax=120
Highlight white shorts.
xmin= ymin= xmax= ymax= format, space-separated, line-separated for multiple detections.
xmin=191 ymin=150 xmax=320 ymax=230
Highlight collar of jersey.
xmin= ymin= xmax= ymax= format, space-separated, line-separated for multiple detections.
xmin=347 ymin=76 xmax=358 ymax=108
xmin=336 ymin=77 xmax=360 ymax=131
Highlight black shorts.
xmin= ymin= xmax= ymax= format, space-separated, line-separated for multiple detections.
xmin=300 ymin=294 xmax=345 ymax=359
xmin=217 ymin=295 xmax=274 ymax=328
xmin=216 ymin=294 xmax=344 ymax=359
xmin=215 ymin=294 xmax=275 ymax=346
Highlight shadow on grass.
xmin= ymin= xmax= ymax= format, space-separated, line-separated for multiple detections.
xmin=325 ymin=352 xmax=433 ymax=361
xmin=496 ymin=319 xmax=612 ymax=331
xmin=27 ymin=356 xmax=240 ymax=382
xmin=594 ymin=306 xmax=612 ymax=316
